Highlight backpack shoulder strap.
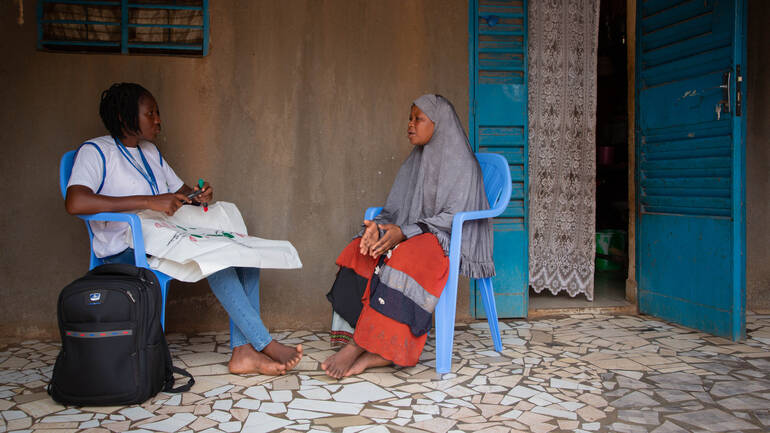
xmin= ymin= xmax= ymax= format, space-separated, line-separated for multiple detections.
xmin=162 ymin=337 xmax=194 ymax=393
xmin=76 ymin=141 xmax=106 ymax=194
xmin=165 ymin=366 xmax=195 ymax=393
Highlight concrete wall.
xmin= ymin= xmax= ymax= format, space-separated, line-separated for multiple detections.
xmin=0 ymin=0 xmax=471 ymax=338
xmin=1 ymin=0 xmax=767 ymax=339
xmin=746 ymin=0 xmax=770 ymax=313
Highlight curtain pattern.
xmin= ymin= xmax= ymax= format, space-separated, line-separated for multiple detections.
xmin=527 ymin=0 xmax=600 ymax=300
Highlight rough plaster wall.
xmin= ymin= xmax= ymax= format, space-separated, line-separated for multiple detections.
xmin=746 ymin=0 xmax=770 ymax=313
xmin=0 ymin=0 xmax=471 ymax=338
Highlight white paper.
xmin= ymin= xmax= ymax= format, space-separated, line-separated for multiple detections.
xmin=132 ymin=202 xmax=302 ymax=282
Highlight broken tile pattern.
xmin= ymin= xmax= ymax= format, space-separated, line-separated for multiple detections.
xmin=0 ymin=314 xmax=768 ymax=432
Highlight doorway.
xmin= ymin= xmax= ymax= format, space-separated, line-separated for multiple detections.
xmin=528 ymin=0 xmax=633 ymax=314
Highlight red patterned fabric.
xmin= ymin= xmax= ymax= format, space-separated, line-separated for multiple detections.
xmin=334 ymin=235 xmax=448 ymax=367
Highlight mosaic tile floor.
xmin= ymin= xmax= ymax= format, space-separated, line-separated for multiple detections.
xmin=1 ymin=313 xmax=769 ymax=433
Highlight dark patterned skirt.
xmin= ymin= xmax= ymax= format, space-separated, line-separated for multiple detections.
xmin=327 ymin=234 xmax=448 ymax=367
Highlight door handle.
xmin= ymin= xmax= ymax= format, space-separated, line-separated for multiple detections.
xmin=719 ymin=71 xmax=731 ymax=114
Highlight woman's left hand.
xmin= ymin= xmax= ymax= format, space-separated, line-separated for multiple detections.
xmin=369 ymin=224 xmax=406 ymax=258
xmin=194 ymin=182 xmax=214 ymax=204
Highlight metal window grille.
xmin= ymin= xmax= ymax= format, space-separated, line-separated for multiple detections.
xmin=37 ymin=0 xmax=209 ymax=56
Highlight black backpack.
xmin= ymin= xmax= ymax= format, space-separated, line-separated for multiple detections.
xmin=48 ymin=264 xmax=193 ymax=406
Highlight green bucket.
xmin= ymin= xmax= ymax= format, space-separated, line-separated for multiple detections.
xmin=596 ymin=229 xmax=626 ymax=271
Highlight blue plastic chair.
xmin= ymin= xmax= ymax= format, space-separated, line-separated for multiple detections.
xmin=59 ymin=150 xmax=174 ymax=328
xmin=365 ymin=152 xmax=512 ymax=374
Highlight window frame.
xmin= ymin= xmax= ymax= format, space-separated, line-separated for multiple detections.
xmin=37 ymin=0 xmax=210 ymax=56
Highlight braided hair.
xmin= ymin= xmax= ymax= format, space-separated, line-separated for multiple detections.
xmin=99 ymin=83 xmax=151 ymax=138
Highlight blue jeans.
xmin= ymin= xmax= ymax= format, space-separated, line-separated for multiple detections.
xmin=102 ymin=249 xmax=272 ymax=350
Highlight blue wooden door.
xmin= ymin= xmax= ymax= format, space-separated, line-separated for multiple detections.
xmin=636 ymin=0 xmax=746 ymax=339
xmin=469 ymin=0 xmax=528 ymax=318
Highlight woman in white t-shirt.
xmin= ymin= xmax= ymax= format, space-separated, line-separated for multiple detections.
xmin=66 ymin=83 xmax=302 ymax=375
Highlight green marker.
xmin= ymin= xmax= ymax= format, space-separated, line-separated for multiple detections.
xmin=198 ymin=178 xmax=208 ymax=212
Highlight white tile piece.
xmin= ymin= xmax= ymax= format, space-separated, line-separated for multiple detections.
xmin=500 ymin=395 xmax=522 ymax=406
xmin=244 ymin=386 xmax=270 ymax=400
xmin=285 ymin=409 xmax=331 ymax=420
xmin=1 ymin=411 xmax=27 ymax=421
xmin=207 ymin=410 xmax=232 ymax=423
xmin=529 ymin=395 xmax=556 ymax=406
xmin=532 ymin=405 xmax=578 ymax=420
xmin=559 ymin=401 xmax=585 ymax=411
xmin=79 ymin=419 xmax=100 ymax=428
xmin=164 ymin=394 xmax=182 ymax=406
xmin=140 ymin=413 xmax=196 ymax=433
xmin=288 ymin=399 xmax=363 ymax=415
xmin=332 ymin=381 xmax=394 ymax=404
xmin=582 ymin=422 xmax=601 ymax=431
xmin=509 ymin=385 xmax=540 ymax=399
xmin=551 ymin=378 xmax=581 ymax=390
xmin=501 ymin=409 xmax=523 ymax=419
xmin=298 ymin=388 xmax=331 ymax=401
xmin=234 ymin=399 xmax=260 ymax=410
xmin=212 ymin=400 xmax=232 ymax=411
xmin=242 ymin=412 xmax=293 ymax=433
xmin=41 ymin=413 xmax=93 ymax=422
xmin=56 ymin=409 xmax=82 ymax=415
xmin=204 ymin=385 xmax=234 ymax=398
xmin=259 ymin=402 xmax=287 ymax=414
xmin=424 ymin=391 xmax=447 ymax=402
xmin=392 ymin=417 xmax=410 ymax=426
xmin=120 ymin=407 xmax=155 ymax=421
xmin=218 ymin=421 xmax=241 ymax=432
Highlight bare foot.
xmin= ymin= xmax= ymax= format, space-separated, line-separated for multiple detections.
xmin=229 ymin=344 xmax=286 ymax=375
xmin=262 ymin=341 xmax=303 ymax=372
xmin=344 ymin=351 xmax=392 ymax=377
xmin=321 ymin=343 xmax=365 ymax=379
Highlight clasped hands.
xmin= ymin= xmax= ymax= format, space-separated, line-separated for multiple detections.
xmin=359 ymin=220 xmax=406 ymax=258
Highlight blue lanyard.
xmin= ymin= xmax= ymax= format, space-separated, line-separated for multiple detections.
xmin=115 ymin=137 xmax=160 ymax=195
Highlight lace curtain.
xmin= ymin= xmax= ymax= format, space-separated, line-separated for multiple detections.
xmin=527 ymin=0 xmax=600 ymax=300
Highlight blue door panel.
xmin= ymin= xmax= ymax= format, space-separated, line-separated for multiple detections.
xmin=639 ymin=215 xmax=732 ymax=308
xmin=636 ymin=0 xmax=746 ymax=340
xmin=469 ymin=0 xmax=528 ymax=318
xmin=639 ymin=72 xmax=731 ymax=131
xmin=476 ymin=85 xmax=527 ymax=125
xmin=475 ymin=221 xmax=527 ymax=319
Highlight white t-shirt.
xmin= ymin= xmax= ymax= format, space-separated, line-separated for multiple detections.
xmin=67 ymin=135 xmax=185 ymax=258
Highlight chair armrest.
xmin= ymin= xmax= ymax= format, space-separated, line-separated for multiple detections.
xmin=78 ymin=212 xmax=149 ymax=268
xmin=364 ymin=207 xmax=383 ymax=220
xmin=447 ymin=206 xmax=506 ymax=269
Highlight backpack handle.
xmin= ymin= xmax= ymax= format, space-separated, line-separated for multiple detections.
xmin=88 ymin=263 xmax=144 ymax=278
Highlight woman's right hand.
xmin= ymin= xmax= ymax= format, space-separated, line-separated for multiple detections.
xmin=149 ymin=193 xmax=190 ymax=216
xmin=359 ymin=220 xmax=380 ymax=255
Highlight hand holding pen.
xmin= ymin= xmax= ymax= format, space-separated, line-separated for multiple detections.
xmin=186 ymin=178 xmax=212 ymax=211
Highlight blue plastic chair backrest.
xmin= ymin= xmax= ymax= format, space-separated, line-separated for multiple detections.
xmin=476 ymin=152 xmax=508 ymax=210
xmin=60 ymin=150 xmax=77 ymax=199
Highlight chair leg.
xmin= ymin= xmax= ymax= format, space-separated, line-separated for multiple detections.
xmin=478 ymin=277 xmax=503 ymax=352
xmin=159 ymin=279 xmax=169 ymax=330
xmin=434 ymin=281 xmax=457 ymax=374
xmin=151 ymin=272 xmax=172 ymax=331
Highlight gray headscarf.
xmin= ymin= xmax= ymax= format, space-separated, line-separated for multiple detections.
xmin=373 ymin=94 xmax=495 ymax=278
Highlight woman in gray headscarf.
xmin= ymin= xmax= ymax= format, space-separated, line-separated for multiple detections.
xmin=323 ymin=94 xmax=495 ymax=378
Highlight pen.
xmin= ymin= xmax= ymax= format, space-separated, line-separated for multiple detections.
xmin=198 ymin=178 xmax=208 ymax=212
